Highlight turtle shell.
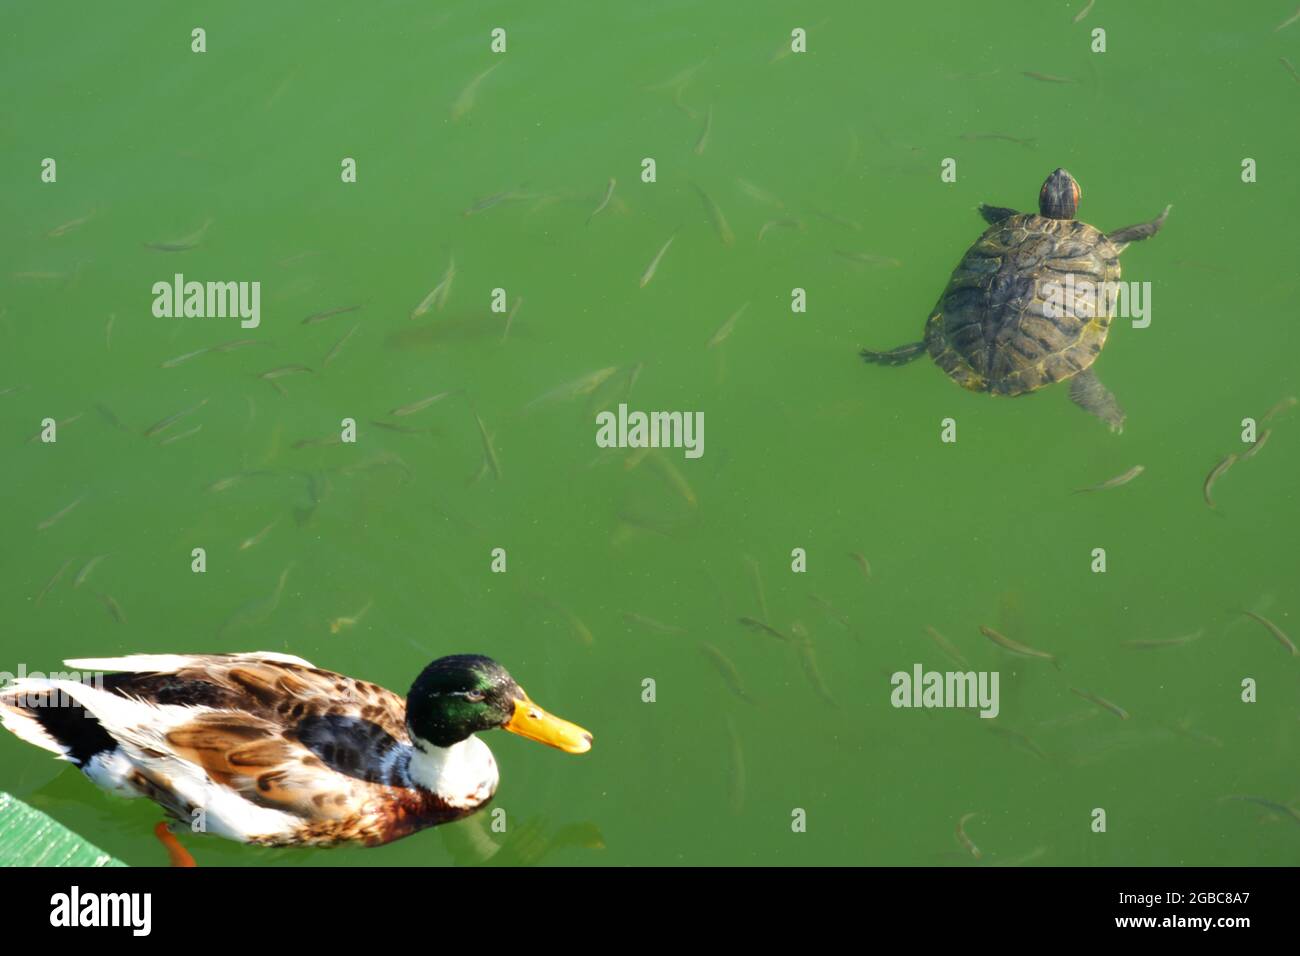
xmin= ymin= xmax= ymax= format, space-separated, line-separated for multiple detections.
xmin=925 ymin=214 xmax=1122 ymax=396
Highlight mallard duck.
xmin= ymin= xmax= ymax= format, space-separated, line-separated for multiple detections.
xmin=0 ymin=652 xmax=592 ymax=849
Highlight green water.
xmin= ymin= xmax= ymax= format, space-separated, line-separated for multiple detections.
xmin=2 ymin=0 xmax=1297 ymax=867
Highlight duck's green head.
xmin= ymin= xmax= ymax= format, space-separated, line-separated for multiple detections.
xmin=406 ymin=655 xmax=593 ymax=754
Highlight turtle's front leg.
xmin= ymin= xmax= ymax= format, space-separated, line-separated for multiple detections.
xmin=979 ymin=204 xmax=1019 ymax=225
xmin=1106 ymin=204 xmax=1172 ymax=248
xmin=1069 ymin=369 xmax=1125 ymax=434
xmin=860 ymin=342 xmax=927 ymax=366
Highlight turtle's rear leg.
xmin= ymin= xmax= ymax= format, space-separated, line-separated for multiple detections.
xmin=1106 ymin=204 xmax=1171 ymax=248
xmin=1069 ymin=369 xmax=1125 ymax=434
xmin=860 ymin=342 xmax=927 ymax=366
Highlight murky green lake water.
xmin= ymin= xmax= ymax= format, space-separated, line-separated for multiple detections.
xmin=2 ymin=1 xmax=1297 ymax=866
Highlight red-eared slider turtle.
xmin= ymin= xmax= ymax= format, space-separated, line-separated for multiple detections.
xmin=861 ymin=168 xmax=1169 ymax=432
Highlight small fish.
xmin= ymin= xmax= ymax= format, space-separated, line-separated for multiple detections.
xmin=1070 ymin=687 xmax=1130 ymax=720
xmin=645 ymin=59 xmax=708 ymax=94
xmin=239 ymin=518 xmax=281 ymax=551
xmin=737 ymin=616 xmax=791 ymax=644
xmin=144 ymin=218 xmax=212 ymax=252
xmin=694 ymin=105 xmax=713 ymax=156
xmin=37 ymin=495 xmax=85 ymax=531
xmin=849 ymin=551 xmax=872 ymax=581
xmin=1242 ymin=610 xmax=1298 ymax=656
xmin=322 ymin=325 xmax=359 ymax=368
xmin=451 ymin=61 xmax=502 ymax=121
xmin=621 ymin=611 xmax=685 ymax=635
xmin=143 ymin=398 xmax=208 ymax=439
xmin=743 ymin=555 xmax=769 ymax=623
xmin=369 ymin=419 xmax=436 ymax=436
xmin=639 ymin=235 xmax=675 ymax=288
xmin=808 ymin=594 xmax=852 ymax=631
xmin=979 ymin=625 xmax=1059 ymax=667
xmin=329 ymin=600 xmax=373 ymax=635
xmin=700 ymin=643 xmax=755 ymax=705
xmin=757 ymin=218 xmax=804 ymax=241
xmin=527 ymin=367 xmax=619 ymax=410
xmin=1261 ymin=395 xmax=1297 ymax=423
xmin=34 ymin=558 xmax=74 ymax=607
xmin=808 ymin=206 xmax=861 ymax=231
xmin=1072 ymin=0 xmax=1095 ymax=23
xmin=301 ymin=304 xmax=361 ymax=325
xmin=27 ymin=412 xmax=84 ymax=444
xmin=93 ymin=403 xmax=129 ymax=433
xmin=646 ymin=452 xmax=697 ymax=507
xmin=723 ymin=714 xmax=746 ymax=814
xmin=707 ymin=303 xmax=748 ymax=349
xmin=835 ymin=250 xmax=902 ymax=267
xmin=1221 ymin=795 xmax=1300 ymax=826
xmin=1274 ymin=6 xmax=1300 ymax=32
xmin=211 ymin=338 xmax=263 ymax=354
xmin=1022 ymin=70 xmax=1077 ymax=84
xmin=96 ymin=593 xmax=127 ymax=624
xmin=1203 ymin=453 xmax=1237 ymax=509
xmin=292 ymin=433 xmax=344 ymax=450
xmin=473 ymin=411 xmax=501 ymax=480
xmin=48 ymin=211 xmax=96 ymax=237
xmin=1282 ymin=57 xmax=1300 ymax=84
xmin=926 ymin=626 xmax=970 ymax=668
xmin=1122 ymin=629 xmax=1203 ymax=650
xmin=692 ymin=183 xmax=734 ymax=246
xmin=160 ymin=347 xmax=212 ymax=369
xmin=1240 ymin=429 xmax=1272 ymax=462
xmin=412 ymin=258 xmax=457 ymax=318
xmin=502 ymin=297 xmax=524 ymax=341
xmin=986 ymin=725 xmax=1048 ymax=761
xmin=1073 ymin=464 xmax=1145 ymax=493
xmin=73 ymin=554 xmax=110 ymax=589
xmin=104 ymin=314 xmax=116 ymax=350
xmin=462 ymin=190 xmax=532 ymax=217
xmin=258 ymin=365 xmax=313 ymax=380
xmin=219 ymin=564 xmax=293 ymax=637
xmin=796 ymin=637 xmax=838 ymax=708
xmin=956 ymin=812 xmax=982 ymax=860
xmin=586 ymin=179 xmax=616 ymax=226
xmin=736 ymin=178 xmax=785 ymax=209
xmin=391 ymin=390 xmax=459 ymax=417
xmin=960 ymin=132 xmax=1036 ymax=148
xmin=159 ymin=424 xmax=202 ymax=446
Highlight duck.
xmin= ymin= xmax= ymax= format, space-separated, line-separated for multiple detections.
xmin=0 ymin=652 xmax=592 ymax=852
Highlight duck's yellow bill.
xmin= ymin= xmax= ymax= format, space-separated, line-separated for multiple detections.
xmin=504 ymin=694 xmax=593 ymax=754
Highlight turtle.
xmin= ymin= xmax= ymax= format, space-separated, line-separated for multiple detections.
xmin=860 ymin=168 xmax=1170 ymax=432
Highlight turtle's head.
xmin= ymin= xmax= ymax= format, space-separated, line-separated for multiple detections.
xmin=406 ymin=654 xmax=593 ymax=754
xmin=1039 ymin=168 xmax=1080 ymax=219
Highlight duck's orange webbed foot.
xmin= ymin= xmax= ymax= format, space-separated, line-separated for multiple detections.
xmin=154 ymin=821 xmax=197 ymax=867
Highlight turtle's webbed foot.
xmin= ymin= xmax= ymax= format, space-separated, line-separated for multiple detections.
xmin=1106 ymin=204 xmax=1171 ymax=246
xmin=979 ymin=204 xmax=1019 ymax=225
xmin=1069 ymin=369 xmax=1125 ymax=434
xmin=860 ymin=342 xmax=927 ymax=366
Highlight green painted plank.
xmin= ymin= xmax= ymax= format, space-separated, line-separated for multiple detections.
xmin=0 ymin=792 xmax=127 ymax=867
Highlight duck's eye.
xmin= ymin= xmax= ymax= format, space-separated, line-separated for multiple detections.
xmin=464 ymin=691 xmax=486 ymax=703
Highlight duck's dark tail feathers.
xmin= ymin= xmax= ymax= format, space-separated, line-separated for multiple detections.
xmin=0 ymin=680 xmax=117 ymax=766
